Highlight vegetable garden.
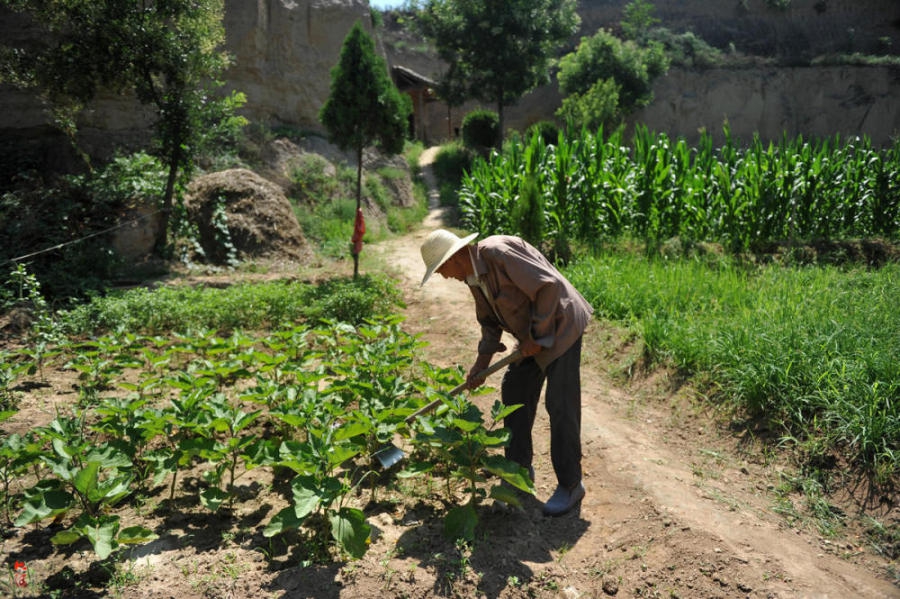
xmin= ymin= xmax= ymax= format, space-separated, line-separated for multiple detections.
xmin=0 ymin=276 xmax=534 ymax=578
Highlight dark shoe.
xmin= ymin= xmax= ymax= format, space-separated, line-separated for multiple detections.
xmin=542 ymin=480 xmax=585 ymax=517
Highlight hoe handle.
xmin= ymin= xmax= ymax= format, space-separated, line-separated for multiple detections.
xmin=405 ymin=350 xmax=523 ymax=423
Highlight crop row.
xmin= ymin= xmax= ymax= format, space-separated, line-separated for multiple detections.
xmin=460 ymin=125 xmax=900 ymax=254
xmin=0 ymin=318 xmax=532 ymax=562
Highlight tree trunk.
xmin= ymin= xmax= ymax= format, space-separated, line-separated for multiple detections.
xmin=353 ymin=145 xmax=363 ymax=278
xmin=156 ymin=157 xmax=179 ymax=256
xmin=496 ymin=99 xmax=505 ymax=150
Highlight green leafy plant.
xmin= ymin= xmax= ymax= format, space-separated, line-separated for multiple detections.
xmin=461 ymin=109 xmax=500 ymax=152
xmin=16 ymin=417 xmax=157 ymax=559
xmin=409 ymin=394 xmax=533 ymax=542
xmin=194 ymin=394 xmax=263 ymax=511
xmin=263 ymin=393 xmax=371 ymax=559
xmin=459 ymin=126 xmax=900 ymax=255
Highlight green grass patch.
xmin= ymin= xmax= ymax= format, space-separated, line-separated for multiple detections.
xmin=56 ymin=275 xmax=403 ymax=336
xmin=565 ymin=253 xmax=900 ymax=480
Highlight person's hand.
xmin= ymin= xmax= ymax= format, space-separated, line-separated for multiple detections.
xmin=517 ymin=338 xmax=542 ymax=358
xmin=466 ymin=354 xmax=493 ymax=389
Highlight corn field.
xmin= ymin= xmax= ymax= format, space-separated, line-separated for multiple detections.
xmin=459 ymin=125 xmax=900 ymax=253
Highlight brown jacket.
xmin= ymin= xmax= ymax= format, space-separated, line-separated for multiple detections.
xmin=467 ymin=236 xmax=593 ymax=370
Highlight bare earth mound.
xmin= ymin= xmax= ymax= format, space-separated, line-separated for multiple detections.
xmin=185 ymin=168 xmax=312 ymax=265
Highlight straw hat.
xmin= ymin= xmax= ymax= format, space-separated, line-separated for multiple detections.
xmin=420 ymin=229 xmax=478 ymax=286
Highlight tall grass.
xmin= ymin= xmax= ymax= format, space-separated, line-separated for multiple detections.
xmin=565 ymin=255 xmax=900 ymax=480
xmin=459 ymin=126 xmax=900 ymax=253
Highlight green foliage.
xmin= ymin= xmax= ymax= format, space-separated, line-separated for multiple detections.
xmin=407 ymin=390 xmax=533 ymax=541
xmin=320 ymin=22 xmax=411 ymax=161
xmin=648 ymin=28 xmax=728 ymax=69
xmin=461 ymin=109 xmax=500 ymax=151
xmin=511 ymin=172 xmax=545 ymax=249
xmin=0 ymin=305 xmax=529 ymax=560
xmin=525 ymin=121 xmax=561 ymax=147
xmin=76 ymin=152 xmax=168 ymax=208
xmin=621 ymin=0 xmax=660 ymax=44
xmin=320 ymin=20 xmax=411 ymax=275
xmin=431 ymin=141 xmax=474 ymax=207
xmin=55 ymin=275 xmax=403 ymax=337
xmin=417 ymin=0 xmax=580 ymax=136
xmin=557 ymin=28 xmax=669 ymax=128
xmin=459 ymin=126 xmax=900 ymax=255
xmin=0 ymin=156 xmax=150 ymax=300
xmin=556 ymin=77 xmax=621 ymax=133
xmin=0 ymin=0 xmax=245 ymax=254
xmin=564 ymin=253 xmax=900 ymax=480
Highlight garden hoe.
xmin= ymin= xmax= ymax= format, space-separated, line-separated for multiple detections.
xmin=373 ymin=350 xmax=523 ymax=469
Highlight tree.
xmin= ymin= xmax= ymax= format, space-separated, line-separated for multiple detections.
xmin=0 ymin=0 xmax=246 ymax=255
xmin=417 ymin=0 xmax=580 ymax=145
xmin=621 ymin=0 xmax=661 ymax=44
xmin=556 ymin=28 xmax=668 ymax=132
xmin=320 ymin=21 xmax=411 ymax=278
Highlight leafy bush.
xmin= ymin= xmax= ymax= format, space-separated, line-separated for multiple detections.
xmin=648 ymin=28 xmax=727 ymax=69
xmin=461 ymin=109 xmax=500 ymax=151
xmin=526 ymin=121 xmax=561 ymax=147
xmin=556 ymin=28 xmax=669 ymax=129
xmin=0 ymin=151 xmax=167 ymax=302
xmin=56 ymin=275 xmax=404 ymax=336
xmin=431 ymin=141 xmax=474 ymax=207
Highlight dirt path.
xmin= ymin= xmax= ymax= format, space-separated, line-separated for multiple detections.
xmin=362 ymin=150 xmax=899 ymax=598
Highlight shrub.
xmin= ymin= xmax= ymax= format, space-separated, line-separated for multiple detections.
xmin=432 ymin=141 xmax=474 ymax=206
xmin=526 ymin=120 xmax=560 ymax=146
xmin=461 ymin=109 xmax=500 ymax=151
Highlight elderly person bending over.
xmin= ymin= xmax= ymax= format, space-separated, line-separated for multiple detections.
xmin=419 ymin=229 xmax=593 ymax=516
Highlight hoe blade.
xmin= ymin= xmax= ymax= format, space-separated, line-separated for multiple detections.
xmin=373 ymin=444 xmax=405 ymax=469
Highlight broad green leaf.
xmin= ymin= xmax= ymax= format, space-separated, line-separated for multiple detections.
xmin=50 ymin=528 xmax=82 ymax=546
xmin=451 ymin=418 xmax=481 ymax=433
xmin=491 ymin=401 xmax=522 ymax=421
xmin=78 ymin=514 xmax=120 ymax=560
xmin=242 ymin=438 xmax=280 ymax=469
xmin=263 ymin=505 xmax=305 ymax=538
xmin=482 ymin=455 xmax=535 ymax=494
xmin=118 ymin=526 xmax=159 ymax=546
xmin=291 ymin=475 xmax=323 ymax=519
xmin=443 ymin=503 xmax=478 ymax=542
xmin=326 ymin=443 xmax=361 ymax=468
xmin=15 ymin=486 xmax=73 ymax=526
xmin=332 ymin=419 xmax=370 ymax=441
xmin=397 ymin=461 xmax=434 ymax=478
xmin=72 ymin=461 xmax=101 ymax=497
xmin=91 ymin=473 xmax=133 ymax=507
xmin=330 ymin=507 xmax=371 ymax=559
xmin=85 ymin=445 xmax=133 ymax=469
xmin=429 ymin=427 xmax=463 ymax=444
xmin=469 ymin=428 xmax=509 ymax=447
xmin=199 ymin=487 xmax=229 ymax=512
xmin=270 ymin=412 xmax=307 ymax=427
xmin=489 ymin=483 xmax=524 ymax=508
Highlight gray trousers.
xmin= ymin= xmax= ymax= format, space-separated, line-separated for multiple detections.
xmin=501 ymin=336 xmax=583 ymax=488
